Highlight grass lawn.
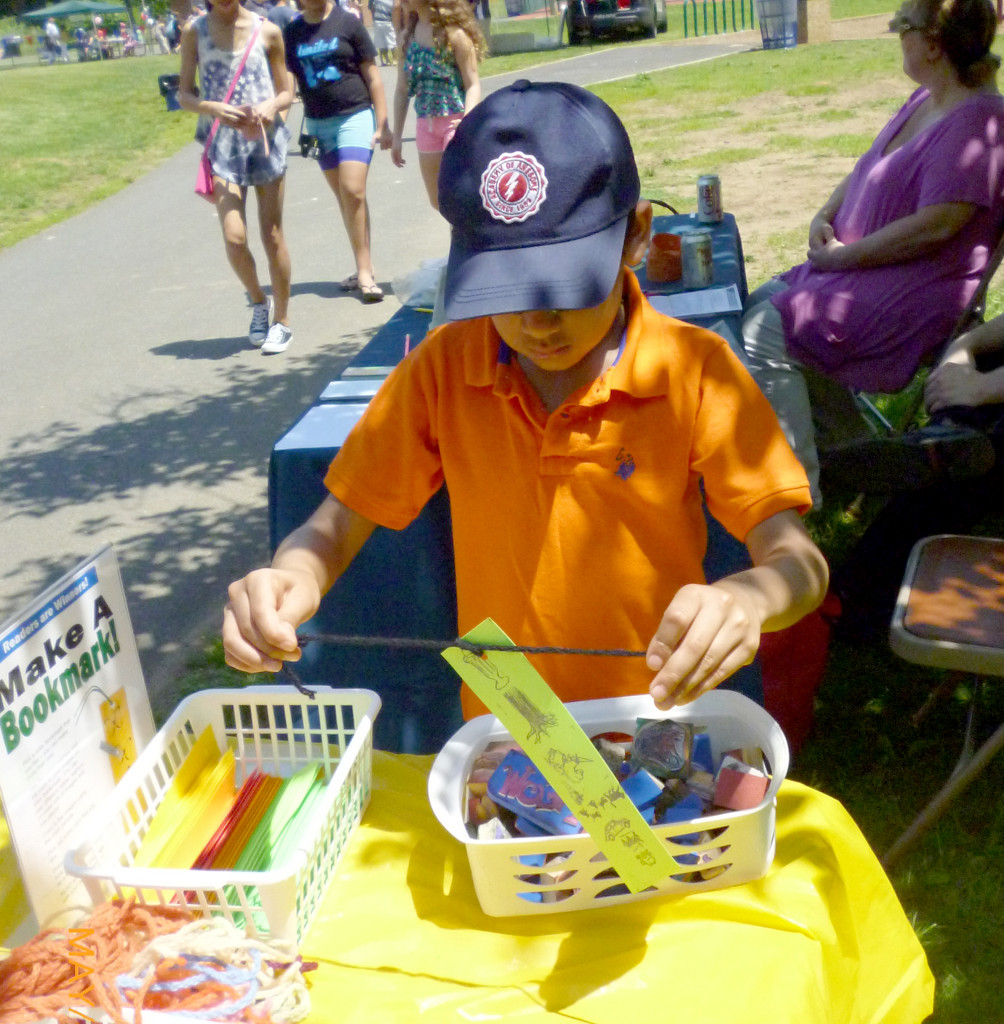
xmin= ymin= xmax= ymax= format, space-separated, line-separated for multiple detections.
xmin=7 ymin=8 xmax=1004 ymax=1020
xmin=0 ymin=0 xmax=896 ymax=248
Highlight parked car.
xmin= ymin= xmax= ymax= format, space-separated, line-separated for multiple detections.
xmin=565 ymin=0 xmax=669 ymax=43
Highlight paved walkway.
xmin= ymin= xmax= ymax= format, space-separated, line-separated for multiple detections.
xmin=0 ymin=32 xmax=788 ymax=717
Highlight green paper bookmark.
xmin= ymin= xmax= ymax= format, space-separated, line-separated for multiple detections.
xmin=442 ymin=618 xmax=675 ymax=892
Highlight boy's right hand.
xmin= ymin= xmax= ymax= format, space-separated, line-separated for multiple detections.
xmin=222 ymin=568 xmax=322 ymax=673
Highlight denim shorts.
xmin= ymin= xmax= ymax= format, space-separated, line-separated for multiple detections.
xmin=305 ymin=107 xmax=376 ymax=170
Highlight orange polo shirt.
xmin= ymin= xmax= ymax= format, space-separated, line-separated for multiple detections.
xmin=326 ymin=272 xmax=811 ymax=717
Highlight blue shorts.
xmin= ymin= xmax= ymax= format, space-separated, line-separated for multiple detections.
xmin=305 ymin=108 xmax=376 ymax=170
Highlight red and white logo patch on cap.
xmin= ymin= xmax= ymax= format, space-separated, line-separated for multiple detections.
xmin=479 ymin=151 xmax=548 ymax=224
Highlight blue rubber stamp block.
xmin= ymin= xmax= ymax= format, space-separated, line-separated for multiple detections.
xmin=656 ymin=791 xmax=705 ymax=827
xmin=487 ymin=750 xmax=581 ymax=836
xmin=692 ymin=732 xmax=716 ymax=774
xmin=620 ymin=768 xmax=664 ymax=810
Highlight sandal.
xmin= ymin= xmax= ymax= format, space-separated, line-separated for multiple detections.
xmin=360 ymin=282 xmax=384 ymax=303
xmin=339 ymin=274 xmax=359 ymax=291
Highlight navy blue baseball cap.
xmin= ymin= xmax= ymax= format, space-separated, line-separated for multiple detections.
xmin=439 ymin=80 xmax=641 ymax=321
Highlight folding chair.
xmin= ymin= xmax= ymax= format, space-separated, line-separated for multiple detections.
xmin=883 ymin=533 xmax=1004 ymax=867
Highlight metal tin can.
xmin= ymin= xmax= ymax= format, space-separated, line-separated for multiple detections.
xmin=681 ymin=229 xmax=714 ymax=289
xmin=697 ymin=174 xmax=723 ymax=223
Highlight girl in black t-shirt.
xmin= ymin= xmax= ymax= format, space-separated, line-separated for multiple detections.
xmin=285 ymin=0 xmax=392 ymax=301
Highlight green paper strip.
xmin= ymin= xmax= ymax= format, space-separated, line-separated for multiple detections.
xmin=442 ymin=618 xmax=675 ymax=893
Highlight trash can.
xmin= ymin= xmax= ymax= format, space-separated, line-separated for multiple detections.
xmin=503 ymin=0 xmax=523 ymax=16
xmin=755 ymin=0 xmax=798 ymax=49
xmin=2 ymin=35 xmax=22 ymax=58
xmin=157 ymin=73 xmax=181 ymax=111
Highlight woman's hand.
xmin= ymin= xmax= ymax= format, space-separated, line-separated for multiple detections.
xmin=808 ymin=212 xmax=835 ymax=251
xmin=806 ymin=236 xmax=850 ymax=271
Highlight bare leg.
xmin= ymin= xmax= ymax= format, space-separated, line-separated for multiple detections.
xmin=418 ymin=150 xmax=443 ymax=212
xmin=323 ymin=160 xmax=377 ymax=289
xmin=254 ymin=176 xmax=292 ymax=325
xmin=215 ymin=179 xmax=266 ymax=305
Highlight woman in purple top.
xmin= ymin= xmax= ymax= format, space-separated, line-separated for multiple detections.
xmin=740 ymin=0 xmax=1004 ymax=507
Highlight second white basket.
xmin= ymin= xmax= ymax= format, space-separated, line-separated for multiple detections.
xmin=428 ymin=690 xmax=788 ymax=917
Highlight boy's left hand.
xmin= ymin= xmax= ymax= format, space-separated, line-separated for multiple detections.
xmin=645 ymin=582 xmax=760 ymax=709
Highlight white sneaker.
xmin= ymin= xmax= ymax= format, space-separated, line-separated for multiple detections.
xmin=261 ymin=322 xmax=292 ymax=355
xmin=248 ymin=297 xmax=273 ymax=347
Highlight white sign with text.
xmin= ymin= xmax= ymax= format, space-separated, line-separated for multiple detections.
xmin=0 ymin=546 xmax=154 ymax=927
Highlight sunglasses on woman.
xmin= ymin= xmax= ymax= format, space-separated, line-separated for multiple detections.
xmin=889 ymin=7 xmax=928 ymax=35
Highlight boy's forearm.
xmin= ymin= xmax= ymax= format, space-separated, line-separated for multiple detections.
xmin=711 ymin=553 xmax=827 ymax=635
xmin=272 ymin=496 xmax=377 ymax=598
xmin=731 ymin=509 xmax=829 ymax=632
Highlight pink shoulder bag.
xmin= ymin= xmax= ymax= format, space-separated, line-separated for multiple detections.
xmin=195 ymin=17 xmax=263 ymax=202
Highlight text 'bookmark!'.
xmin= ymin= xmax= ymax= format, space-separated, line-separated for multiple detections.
xmin=442 ymin=618 xmax=675 ymax=893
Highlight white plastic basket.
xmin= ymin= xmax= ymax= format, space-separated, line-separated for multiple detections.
xmin=428 ymin=690 xmax=788 ymax=917
xmin=65 ymin=686 xmax=380 ymax=944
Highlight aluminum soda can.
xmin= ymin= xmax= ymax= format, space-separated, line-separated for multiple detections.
xmin=681 ymin=229 xmax=714 ymax=289
xmin=697 ymin=174 xmax=723 ymax=223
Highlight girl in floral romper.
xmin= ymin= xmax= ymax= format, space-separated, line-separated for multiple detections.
xmin=391 ymin=0 xmax=484 ymax=210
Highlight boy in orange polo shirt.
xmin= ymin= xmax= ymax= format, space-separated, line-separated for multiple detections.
xmin=223 ymin=81 xmax=828 ymax=715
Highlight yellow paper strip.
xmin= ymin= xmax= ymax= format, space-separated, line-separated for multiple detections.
xmin=442 ymin=618 xmax=675 ymax=893
xmin=133 ymin=725 xmax=222 ymax=869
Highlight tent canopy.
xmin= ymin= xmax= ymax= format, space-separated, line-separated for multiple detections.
xmin=21 ymin=1 xmax=128 ymax=22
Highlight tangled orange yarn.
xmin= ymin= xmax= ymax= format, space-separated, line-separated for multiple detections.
xmin=0 ymin=899 xmax=193 ymax=1024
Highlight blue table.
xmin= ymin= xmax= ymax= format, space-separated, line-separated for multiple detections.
xmin=269 ymin=214 xmax=759 ymax=752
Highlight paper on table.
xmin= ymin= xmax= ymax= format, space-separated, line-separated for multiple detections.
xmin=442 ymin=619 xmax=676 ymax=893
xmin=647 ymin=284 xmax=742 ymax=318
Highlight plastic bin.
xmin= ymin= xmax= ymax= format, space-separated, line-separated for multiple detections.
xmin=755 ymin=0 xmax=797 ymax=49
xmin=65 ymin=686 xmax=380 ymax=945
xmin=158 ymin=72 xmax=181 ymax=111
xmin=428 ymin=690 xmax=788 ymax=917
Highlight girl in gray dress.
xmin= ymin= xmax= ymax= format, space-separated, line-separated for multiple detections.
xmin=179 ymin=0 xmax=295 ymax=353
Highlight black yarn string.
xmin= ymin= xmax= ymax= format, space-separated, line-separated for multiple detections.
xmin=277 ymin=632 xmax=647 ymax=699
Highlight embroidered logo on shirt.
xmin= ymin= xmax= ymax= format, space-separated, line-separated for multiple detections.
xmin=480 ymin=151 xmax=548 ymax=224
xmin=615 ymin=448 xmax=636 ymax=480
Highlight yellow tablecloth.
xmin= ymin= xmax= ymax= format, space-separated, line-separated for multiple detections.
xmin=302 ymin=751 xmax=934 ymax=1023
